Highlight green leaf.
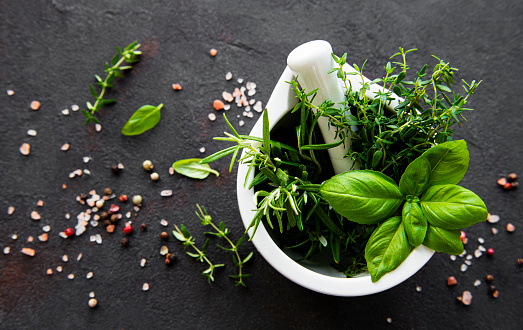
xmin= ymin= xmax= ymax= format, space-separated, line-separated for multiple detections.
xmin=422 ymin=225 xmax=463 ymax=255
xmin=365 ymin=216 xmax=411 ymax=283
xmin=399 ymin=155 xmax=431 ymax=196
xmin=243 ymin=252 xmax=254 ymax=264
xmin=371 ymin=149 xmax=383 ymax=168
xmin=172 ymin=229 xmax=185 ymax=242
xmin=320 ymin=170 xmax=404 ymax=224
xmin=421 ymin=140 xmax=469 ymax=186
xmin=262 ymin=110 xmax=271 ymax=157
xmin=300 ymin=138 xmax=344 ymax=151
xmin=186 ymin=252 xmax=199 ymax=258
xmin=89 ymin=84 xmax=98 ymax=98
xmin=172 ymin=158 xmax=219 ymax=179
xmin=402 ymin=201 xmax=428 ymax=246
xmin=121 ymin=104 xmax=163 ymax=136
xmin=420 ymin=184 xmax=488 ymax=229
xmin=200 ymin=145 xmax=238 ymax=164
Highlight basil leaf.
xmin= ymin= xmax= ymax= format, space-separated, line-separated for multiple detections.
xmin=320 ymin=170 xmax=403 ymax=224
xmin=422 ymin=225 xmax=464 ymax=255
xmin=399 ymin=156 xmax=431 ymax=196
xmin=172 ymin=158 xmax=219 ymax=179
xmin=422 ymin=140 xmax=469 ymax=186
xmin=402 ymin=201 xmax=427 ymax=246
xmin=420 ymin=184 xmax=488 ymax=229
xmin=365 ymin=216 xmax=411 ymax=283
xmin=122 ymin=104 xmax=163 ymax=136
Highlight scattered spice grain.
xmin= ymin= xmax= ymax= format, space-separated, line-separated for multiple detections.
xmin=160 ymin=232 xmax=168 ymax=239
xmin=150 ymin=172 xmax=159 ymax=181
xmin=61 ymin=143 xmax=70 ymax=151
xmin=20 ymin=143 xmax=31 ymax=155
xmin=447 ymin=276 xmax=457 ymax=286
xmin=30 ymin=101 xmax=41 ymax=110
xmin=31 ymin=211 xmax=41 ymax=220
xmin=121 ymin=238 xmax=129 ymax=247
xmin=21 ymin=247 xmax=36 ymax=257
xmin=143 ymin=160 xmax=154 ymax=171
xmin=213 ymin=99 xmax=225 ymax=110
xmin=209 ymin=48 xmax=217 ymax=56
xmin=88 ymin=298 xmax=98 ymax=308
xmin=172 ymin=83 xmax=182 ymax=90
xmin=506 ymin=223 xmax=515 ymax=232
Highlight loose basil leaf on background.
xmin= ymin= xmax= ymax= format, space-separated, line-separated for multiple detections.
xmin=365 ymin=216 xmax=411 ymax=283
xmin=399 ymin=156 xmax=431 ymax=197
xmin=122 ymin=103 xmax=163 ymax=136
xmin=420 ymin=184 xmax=488 ymax=229
xmin=320 ymin=170 xmax=403 ymax=224
xmin=402 ymin=201 xmax=428 ymax=246
xmin=422 ymin=140 xmax=469 ymax=186
xmin=172 ymin=158 xmax=219 ymax=179
xmin=422 ymin=225 xmax=464 ymax=255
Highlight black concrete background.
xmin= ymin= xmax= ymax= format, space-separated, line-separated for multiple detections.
xmin=1 ymin=0 xmax=522 ymax=329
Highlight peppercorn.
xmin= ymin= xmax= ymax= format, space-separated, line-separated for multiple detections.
xmin=103 ymin=220 xmax=112 ymax=227
xmin=165 ymin=253 xmax=175 ymax=265
xmin=110 ymin=214 xmax=119 ymax=223
xmin=497 ymin=177 xmax=507 ymax=186
xmin=503 ymin=182 xmax=512 ymax=190
xmin=88 ymin=298 xmax=98 ymax=308
xmin=492 ymin=290 xmax=499 ymax=298
xmin=487 ymin=248 xmax=495 ymax=256
xmin=488 ymin=285 xmax=496 ymax=292
xmin=64 ymin=228 xmax=75 ymax=237
xmin=120 ymin=237 xmax=129 ymax=247
xmin=517 ymin=258 xmax=523 ymax=265
xmin=486 ymin=274 xmax=494 ymax=282
xmin=109 ymin=204 xmax=120 ymax=213
xmin=512 ymin=181 xmax=519 ymax=189
xmin=150 ymin=172 xmax=159 ymax=181
xmin=142 ymin=160 xmax=154 ymax=171
xmin=140 ymin=223 xmax=147 ymax=231
xmin=79 ymin=193 xmax=88 ymax=201
xmin=447 ymin=276 xmax=457 ymax=286
xmin=508 ymin=173 xmax=518 ymax=181
xmin=124 ymin=225 xmax=133 ymax=235
xmin=111 ymin=165 xmax=121 ymax=175
xmin=100 ymin=212 xmax=109 ymax=220
xmin=160 ymin=232 xmax=168 ymax=239
xmin=119 ymin=194 xmax=128 ymax=202
xmin=104 ymin=188 xmax=112 ymax=196
xmin=132 ymin=195 xmax=142 ymax=206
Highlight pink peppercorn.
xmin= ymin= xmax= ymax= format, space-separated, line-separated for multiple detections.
xmin=64 ymin=228 xmax=75 ymax=237
xmin=119 ymin=195 xmax=128 ymax=202
xmin=124 ymin=225 xmax=133 ymax=235
xmin=109 ymin=204 xmax=120 ymax=213
xmin=487 ymin=248 xmax=495 ymax=256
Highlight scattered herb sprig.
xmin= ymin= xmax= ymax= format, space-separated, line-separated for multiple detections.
xmin=196 ymin=204 xmax=253 ymax=286
xmin=172 ymin=224 xmax=224 ymax=283
xmin=82 ymin=41 xmax=141 ymax=125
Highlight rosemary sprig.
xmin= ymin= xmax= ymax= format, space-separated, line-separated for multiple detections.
xmin=82 ymin=41 xmax=142 ymax=125
xmin=172 ymin=224 xmax=224 ymax=283
xmin=196 ymin=205 xmax=253 ymax=287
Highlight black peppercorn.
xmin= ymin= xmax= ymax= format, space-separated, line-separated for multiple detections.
xmin=104 ymin=188 xmax=113 ymax=196
xmin=100 ymin=212 xmax=109 ymax=220
xmin=486 ymin=274 xmax=494 ymax=282
xmin=160 ymin=232 xmax=168 ymax=239
xmin=103 ymin=220 xmax=112 ymax=227
xmin=140 ymin=223 xmax=147 ymax=231
xmin=121 ymin=237 xmax=129 ymax=247
xmin=110 ymin=214 xmax=119 ymax=223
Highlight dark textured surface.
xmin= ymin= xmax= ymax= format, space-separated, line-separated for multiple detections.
xmin=1 ymin=0 xmax=522 ymax=328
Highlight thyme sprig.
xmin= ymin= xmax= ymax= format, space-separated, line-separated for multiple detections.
xmin=196 ymin=205 xmax=253 ymax=286
xmin=172 ymin=224 xmax=224 ymax=283
xmin=82 ymin=41 xmax=141 ymax=125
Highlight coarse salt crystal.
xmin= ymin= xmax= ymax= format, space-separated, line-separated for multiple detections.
xmin=461 ymin=291 xmax=472 ymax=305
xmin=83 ymin=156 xmax=91 ymax=163
xmin=68 ymin=274 xmax=75 ymax=280
xmin=237 ymin=78 xmax=244 ymax=84
xmin=465 ymin=260 xmax=472 ymax=266
xmin=416 ymin=286 xmax=422 ymax=292
xmin=47 ymin=268 xmax=53 ymax=275
xmin=7 ymin=90 xmax=14 ymax=95
xmin=30 ymin=101 xmax=41 ymax=110
xmin=91 ymin=220 xmax=99 ymax=227
xmin=21 ymin=248 xmax=36 ymax=257
xmin=62 ymin=109 xmax=70 ymax=115
xmin=89 ymin=292 xmax=95 ymax=298
xmin=249 ymin=99 xmax=255 ymax=105
xmin=487 ymin=214 xmax=500 ymax=223
xmin=474 ymin=280 xmax=481 ymax=287
xmin=95 ymin=234 xmax=102 ymax=244
xmin=134 ymin=206 xmax=140 ymax=212
xmin=31 ymin=211 xmax=41 ymax=220
xmin=77 ymin=253 xmax=83 ymax=261
xmin=62 ymin=255 xmax=69 ymax=262
xmin=141 ymin=258 xmax=146 ymax=267
xmin=160 ymin=190 xmax=173 ymax=197
xmin=225 ymin=72 xmax=232 ymax=80
xmin=478 ymin=245 xmax=486 ymax=252
xmin=65 ymin=213 xmax=70 ymax=219
xmin=95 ymin=124 xmax=102 ymax=132
xmin=84 ymin=169 xmax=91 ymax=175
xmin=247 ymin=89 xmax=256 ymax=96
xmin=386 ymin=318 xmax=392 ymax=324
xmin=71 ymin=104 xmax=79 ymax=111
xmin=466 ymin=254 xmax=473 ymax=260
xmin=450 ymin=255 xmax=457 ymax=261
xmin=160 ymin=219 xmax=168 ymax=226
xmin=86 ymin=272 xmax=93 ymax=279
xmin=3 ymin=247 xmax=10 ymax=254
xmin=43 ymin=225 xmax=50 ymax=232
xmin=222 ymin=91 xmax=233 ymax=102
xmin=239 ymin=120 xmax=245 ymax=127
xmin=223 ymin=104 xmax=231 ymax=111
xmin=11 ymin=234 xmax=18 ymax=240
xmin=461 ymin=264 xmax=468 ymax=272
xmin=59 ymin=231 xmax=68 ymax=238
xmin=459 ymin=250 xmax=466 ymax=257
xmin=491 ymin=228 xmax=498 ymax=235
xmin=7 ymin=206 xmax=15 ymax=215
xmin=208 ymin=113 xmax=216 ymax=121
xmin=474 ymin=250 xmax=483 ymax=258
xmin=27 ymin=129 xmax=37 ymax=136
xmin=142 ymin=283 xmax=149 ymax=291
xmin=27 ymin=236 xmax=34 ymax=242
xmin=61 ymin=143 xmax=70 ymax=151
xmin=56 ymin=266 xmax=63 ymax=272
xmin=199 ymin=147 xmax=206 ymax=153
xmin=90 ymin=235 xmax=96 ymax=242
xmin=160 ymin=246 xmax=169 ymax=255
xmin=478 ymin=237 xmax=485 ymax=244
xmin=38 ymin=233 xmax=48 ymax=242
xmin=253 ymin=101 xmax=263 ymax=112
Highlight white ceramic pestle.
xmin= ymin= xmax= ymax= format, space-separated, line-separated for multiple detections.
xmin=287 ymin=40 xmax=402 ymax=174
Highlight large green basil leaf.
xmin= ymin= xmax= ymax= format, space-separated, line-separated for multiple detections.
xmin=172 ymin=158 xmax=219 ymax=179
xmin=320 ymin=170 xmax=403 ymax=224
xmin=122 ymin=104 xmax=163 ymax=136
xmin=399 ymin=156 xmax=431 ymax=197
xmin=423 ymin=224 xmax=464 ymax=255
xmin=420 ymin=184 xmax=488 ymax=229
xmin=402 ymin=201 xmax=428 ymax=246
xmin=365 ymin=216 xmax=412 ymax=283
xmin=422 ymin=140 xmax=469 ymax=186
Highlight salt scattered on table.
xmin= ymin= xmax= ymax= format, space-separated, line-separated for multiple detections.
xmin=71 ymin=104 xmax=79 ymax=111
xmin=161 ymin=190 xmax=173 ymax=197
xmin=160 ymin=219 xmax=168 ymax=226
xmin=141 ymin=258 xmax=146 ymax=268
xmin=142 ymin=283 xmax=149 ymax=291
xmin=225 ymin=72 xmax=232 ymax=80
xmin=478 ymin=237 xmax=485 ymax=244
xmin=487 ymin=214 xmax=500 ymax=223
xmin=61 ymin=109 xmax=70 ymax=116
xmin=27 ymin=129 xmax=37 ymax=136
xmin=461 ymin=264 xmax=468 ymax=272
xmin=474 ymin=280 xmax=481 ymax=287
xmin=3 ymin=247 xmax=10 ymax=254
xmin=450 ymin=255 xmax=457 ymax=261
xmin=86 ymin=272 xmax=93 ymax=279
